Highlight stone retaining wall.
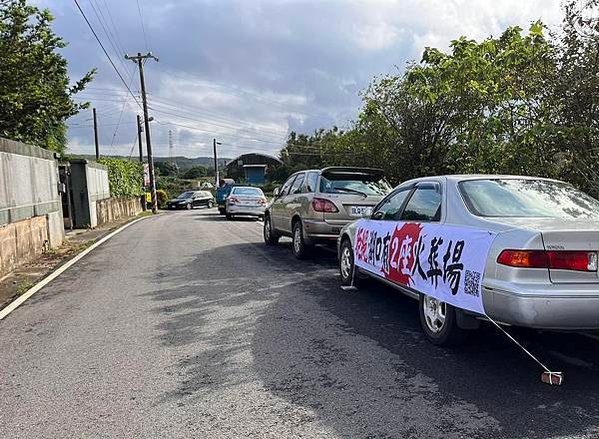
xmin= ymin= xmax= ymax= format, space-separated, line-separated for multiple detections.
xmin=96 ymin=197 xmax=142 ymax=226
xmin=0 ymin=216 xmax=48 ymax=278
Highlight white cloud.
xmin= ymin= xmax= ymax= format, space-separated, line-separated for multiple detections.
xmin=54 ymin=0 xmax=564 ymax=157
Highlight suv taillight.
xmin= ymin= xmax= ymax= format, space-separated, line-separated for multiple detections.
xmin=497 ymin=250 xmax=598 ymax=272
xmin=228 ymin=196 xmax=240 ymax=204
xmin=312 ymin=197 xmax=339 ymax=213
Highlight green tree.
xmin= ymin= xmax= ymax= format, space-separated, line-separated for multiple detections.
xmin=0 ymin=0 xmax=94 ymax=153
xmin=154 ymin=161 xmax=178 ymax=176
xmin=183 ymin=165 xmax=208 ymax=179
xmin=551 ymin=0 xmax=599 ymax=196
xmin=278 ymin=1 xmax=599 ymax=195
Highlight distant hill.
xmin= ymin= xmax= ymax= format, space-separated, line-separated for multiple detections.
xmin=71 ymin=155 xmax=231 ymax=171
xmin=154 ymin=156 xmax=230 ymax=170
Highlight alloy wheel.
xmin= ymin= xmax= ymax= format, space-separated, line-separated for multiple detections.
xmin=340 ymin=245 xmax=352 ymax=281
xmin=293 ymin=226 xmax=302 ymax=253
xmin=264 ymin=218 xmax=271 ymax=240
xmin=422 ymin=295 xmax=446 ymax=333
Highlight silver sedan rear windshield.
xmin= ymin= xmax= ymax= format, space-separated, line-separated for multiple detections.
xmin=459 ymin=179 xmax=599 ymax=219
xmin=232 ymin=187 xmax=263 ymax=196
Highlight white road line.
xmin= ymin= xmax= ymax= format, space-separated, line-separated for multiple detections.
xmin=0 ymin=216 xmax=148 ymax=321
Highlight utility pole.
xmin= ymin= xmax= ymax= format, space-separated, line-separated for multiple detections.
xmin=137 ymin=115 xmax=144 ymax=163
xmin=93 ymin=107 xmax=99 ymax=160
xmin=213 ymin=138 xmax=221 ymax=188
xmin=125 ymin=52 xmax=159 ymax=213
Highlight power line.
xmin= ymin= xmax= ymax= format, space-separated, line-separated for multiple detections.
xmin=68 ymin=122 xmax=137 ymax=129
xmin=147 ymin=94 xmax=290 ymax=136
xmin=136 ymin=0 xmax=150 ymax=51
xmin=154 ymin=119 xmax=354 ymax=155
xmin=109 ymin=70 xmax=138 ymax=152
xmin=154 ymin=119 xmax=286 ymax=145
xmin=157 ymin=64 xmax=323 ymax=119
xmin=100 ymin=0 xmax=128 ymax=56
xmin=148 ymin=104 xmax=289 ymax=141
xmin=88 ymin=0 xmax=132 ymax=77
xmin=72 ymin=0 xmax=142 ymax=109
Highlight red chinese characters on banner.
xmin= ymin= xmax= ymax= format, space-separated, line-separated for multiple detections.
xmin=386 ymin=223 xmax=422 ymax=287
xmin=355 ymin=228 xmax=369 ymax=263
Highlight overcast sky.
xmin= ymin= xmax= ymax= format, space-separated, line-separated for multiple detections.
xmin=37 ymin=0 xmax=563 ymax=159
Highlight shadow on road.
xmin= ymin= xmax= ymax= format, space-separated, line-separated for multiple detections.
xmin=144 ymin=235 xmax=599 ymax=438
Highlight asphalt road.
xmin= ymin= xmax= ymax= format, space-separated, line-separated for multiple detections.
xmin=1 ymin=209 xmax=599 ymax=438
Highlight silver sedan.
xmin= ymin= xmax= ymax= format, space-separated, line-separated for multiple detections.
xmin=338 ymin=175 xmax=599 ymax=346
xmin=225 ymin=186 xmax=267 ymax=220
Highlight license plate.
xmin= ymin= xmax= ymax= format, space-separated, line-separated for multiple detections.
xmin=351 ymin=206 xmax=372 ymax=217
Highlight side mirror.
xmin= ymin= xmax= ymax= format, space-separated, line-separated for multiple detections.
xmin=273 ymin=187 xmax=280 ymax=198
xmin=371 ymin=211 xmax=384 ymax=220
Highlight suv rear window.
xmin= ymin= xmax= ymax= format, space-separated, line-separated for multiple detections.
xmin=319 ymin=174 xmax=390 ymax=196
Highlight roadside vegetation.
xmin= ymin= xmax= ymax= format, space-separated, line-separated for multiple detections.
xmin=97 ymin=158 xmax=144 ymax=197
xmin=274 ymin=1 xmax=599 ymax=196
xmin=0 ymin=0 xmax=94 ymax=153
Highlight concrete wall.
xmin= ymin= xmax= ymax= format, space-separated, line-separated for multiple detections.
xmin=0 ymin=137 xmax=64 ymax=277
xmin=0 ymin=216 xmax=48 ymax=278
xmin=96 ymin=197 xmax=142 ymax=226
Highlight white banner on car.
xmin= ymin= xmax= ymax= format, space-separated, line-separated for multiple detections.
xmin=353 ymin=220 xmax=496 ymax=315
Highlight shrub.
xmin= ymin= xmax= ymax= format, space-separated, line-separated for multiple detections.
xmin=156 ymin=189 xmax=168 ymax=208
xmin=97 ymin=158 xmax=143 ymax=197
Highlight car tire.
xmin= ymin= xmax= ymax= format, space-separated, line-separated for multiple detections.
xmin=418 ymin=294 xmax=469 ymax=346
xmin=226 ymin=212 xmax=233 ymax=220
xmin=291 ymin=220 xmax=310 ymax=259
xmin=263 ymin=215 xmax=279 ymax=246
xmin=218 ymin=207 xmax=226 ymax=215
xmin=339 ymin=238 xmax=362 ymax=288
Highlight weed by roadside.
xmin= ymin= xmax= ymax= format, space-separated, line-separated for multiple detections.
xmin=15 ymin=280 xmax=34 ymax=296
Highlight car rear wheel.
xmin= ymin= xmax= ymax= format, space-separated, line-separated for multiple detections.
xmin=226 ymin=212 xmax=233 ymax=220
xmin=263 ymin=215 xmax=279 ymax=245
xmin=418 ymin=295 xmax=469 ymax=346
xmin=339 ymin=239 xmax=362 ymax=287
xmin=292 ymin=221 xmax=310 ymax=259
xmin=218 ymin=207 xmax=226 ymax=215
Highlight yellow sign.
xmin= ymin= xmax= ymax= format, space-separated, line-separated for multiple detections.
xmin=146 ymin=192 xmax=152 ymax=203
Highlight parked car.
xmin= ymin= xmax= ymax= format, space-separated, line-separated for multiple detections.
xmin=338 ymin=175 xmax=599 ymax=346
xmin=216 ymin=182 xmax=238 ymax=215
xmin=263 ymin=167 xmax=391 ymax=259
xmin=225 ymin=186 xmax=267 ymax=220
xmin=166 ymin=190 xmax=214 ymax=210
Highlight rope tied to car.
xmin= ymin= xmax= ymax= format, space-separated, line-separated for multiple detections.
xmin=486 ymin=316 xmax=564 ymax=386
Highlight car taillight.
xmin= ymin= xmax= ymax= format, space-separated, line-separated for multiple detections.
xmin=549 ymin=251 xmax=598 ymax=271
xmin=228 ymin=196 xmax=240 ymax=204
xmin=497 ymin=250 xmax=598 ymax=272
xmin=258 ymin=198 xmax=267 ymax=205
xmin=312 ymin=197 xmax=339 ymax=213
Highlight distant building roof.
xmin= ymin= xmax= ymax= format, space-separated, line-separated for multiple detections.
xmin=226 ymin=152 xmax=282 ymax=168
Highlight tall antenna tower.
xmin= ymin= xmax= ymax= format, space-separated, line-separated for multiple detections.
xmin=168 ymin=129 xmax=179 ymax=172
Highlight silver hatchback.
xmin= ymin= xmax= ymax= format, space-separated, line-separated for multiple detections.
xmin=338 ymin=175 xmax=599 ymax=345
